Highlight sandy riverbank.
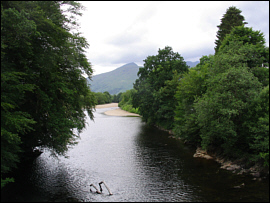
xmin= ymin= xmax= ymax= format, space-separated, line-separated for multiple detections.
xmin=95 ymin=103 xmax=119 ymax=109
xmin=95 ymin=103 xmax=140 ymax=117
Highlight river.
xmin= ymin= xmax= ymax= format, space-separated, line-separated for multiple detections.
xmin=1 ymin=106 xmax=269 ymax=202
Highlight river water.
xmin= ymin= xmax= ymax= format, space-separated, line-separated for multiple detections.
xmin=1 ymin=107 xmax=269 ymax=202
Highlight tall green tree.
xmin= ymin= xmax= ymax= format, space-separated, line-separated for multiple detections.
xmin=1 ymin=1 xmax=39 ymax=187
xmin=133 ymin=46 xmax=189 ymax=129
xmin=217 ymin=25 xmax=269 ymax=85
xmin=1 ymin=1 xmax=95 ymax=187
xmin=195 ymin=25 xmax=269 ymax=162
xmin=215 ymin=6 xmax=247 ymax=54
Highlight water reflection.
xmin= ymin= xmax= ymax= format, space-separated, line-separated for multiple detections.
xmin=1 ymin=107 xmax=269 ymax=202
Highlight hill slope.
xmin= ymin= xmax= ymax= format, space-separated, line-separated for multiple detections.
xmin=87 ymin=62 xmax=140 ymax=95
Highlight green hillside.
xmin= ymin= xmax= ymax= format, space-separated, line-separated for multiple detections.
xmin=87 ymin=62 xmax=140 ymax=95
xmin=87 ymin=61 xmax=199 ymax=95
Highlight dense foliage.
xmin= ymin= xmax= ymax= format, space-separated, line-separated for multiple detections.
xmin=130 ymin=7 xmax=269 ymax=168
xmin=1 ymin=1 xmax=95 ymax=188
xmin=215 ymin=6 xmax=247 ymax=54
xmin=93 ymin=91 xmax=122 ymax=104
xmin=133 ymin=46 xmax=189 ymax=129
xmin=118 ymin=89 xmax=139 ymax=114
xmin=173 ymin=55 xmax=213 ymax=144
xmin=175 ymin=25 xmax=269 ymax=166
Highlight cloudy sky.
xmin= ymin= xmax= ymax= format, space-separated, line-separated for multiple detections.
xmin=76 ymin=1 xmax=269 ymax=75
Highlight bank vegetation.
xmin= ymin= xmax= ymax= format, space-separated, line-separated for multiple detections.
xmin=121 ymin=6 xmax=269 ymax=174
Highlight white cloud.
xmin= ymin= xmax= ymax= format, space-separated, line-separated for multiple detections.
xmin=77 ymin=1 xmax=269 ymax=75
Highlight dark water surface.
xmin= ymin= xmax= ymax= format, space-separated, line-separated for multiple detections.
xmin=1 ymin=107 xmax=269 ymax=202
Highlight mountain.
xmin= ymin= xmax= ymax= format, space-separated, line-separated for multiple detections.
xmin=87 ymin=62 xmax=140 ymax=95
xmin=186 ymin=61 xmax=199 ymax=68
xmin=87 ymin=61 xmax=199 ymax=95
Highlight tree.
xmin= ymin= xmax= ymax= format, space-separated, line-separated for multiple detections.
xmin=1 ymin=2 xmax=39 ymax=187
xmin=133 ymin=46 xmax=189 ymax=129
xmin=93 ymin=91 xmax=113 ymax=104
xmin=1 ymin=73 xmax=36 ymax=188
xmin=214 ymin=6 xmax=247 ymax=54
xmin=103 ymin=91 xmax=112 ymax=103
xmin=112 ymin=92 xmax=122 ymax=103
xmin=153 ymin=71 xmax=180 ymax=129
xmin=244 ymin=85 xmax=269 ymax=166
xmin=194 ymin=25 xmax=269 ymax=164
xmin=218 ymin=26 xmax=269 ymax=85
xmin=1 ymin=1 xmax=95 ymax=187
xmin=195 ymin=65 xmax=262 ymax=157
xmin=173 ymin=55 xmax=213 ymax=143
xmin=214 ymin=26 xmax=269 ymax=87
xmin=119 ymin=89 xmax=139 ymax=114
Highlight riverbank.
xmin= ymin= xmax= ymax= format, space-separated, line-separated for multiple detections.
xmin=153 ymin=124 xmax=269 ymax=179
xmin=193 ymin=147 xmax=269 ymax=180
xmin=95 ymin=103 xmax=119 ymax=109
xmin=95 ymin=103 xmax=140 ymax=117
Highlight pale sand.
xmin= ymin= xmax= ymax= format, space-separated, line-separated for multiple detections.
xmin=95 ymin=103 xmax=140 ymax=117
xmin=95 ymin=103 xmax=119 ymax=109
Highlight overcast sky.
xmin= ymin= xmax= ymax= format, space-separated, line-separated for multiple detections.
xmin=76 ymin=1 xmax=269 ymax=75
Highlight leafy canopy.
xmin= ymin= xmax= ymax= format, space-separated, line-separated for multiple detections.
xmin=1 ymin=1 xmax=95 ymax=187
xmin=215 ymin=6 xmax=247 ymax=54
xmin=133 ymin=46 xmax=189 ymax=129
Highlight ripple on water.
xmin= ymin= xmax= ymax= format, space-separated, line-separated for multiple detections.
xmin=2 ymin=110 xmax=269 ymax=202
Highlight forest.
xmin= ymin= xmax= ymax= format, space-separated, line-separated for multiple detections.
xmin=1 ymin=1 xmax=269 ymax=189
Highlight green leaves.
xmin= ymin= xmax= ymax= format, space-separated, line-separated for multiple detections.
xmin=1 ymin=1 xmax=96 ymax=187
xmin=133 ymin=46 xmax=189 ymax=129
xmin=244 ymin=85 xmax=269 ymax=165
xmin=1 ymin=71 xmax=36 ymax=188
xmin=173 ymin=15 xmax=268 ymax=165
xmin=195 ymin=66 xmax=262 ymax=156
xmin=118 ymin=89 xmax=140 ymax=114
xmin=215 ymin=6 xmax=246 ymax=54
xmin=173 ymin=57 xmax=211 ymax=143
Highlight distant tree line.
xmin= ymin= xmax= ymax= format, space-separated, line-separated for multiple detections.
xmin=93 ymin=91 xmax=122 ymax=104
xmin=93 ymin=90 xmax=139 ymax=114
xmin=123 ymin=6 xmax=269 ymax=168
xmin=118 ymin=89 xmax=139 ymax=114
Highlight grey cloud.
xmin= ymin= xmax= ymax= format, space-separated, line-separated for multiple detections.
xmin=181 ymin=46 xmax=215 ymax=62
xmin=239 ymin=1 xmax=269 ymax=45
xmin=94 ymin=42 xmax=214 ymax=67
xmin=108 ymin=31 xmax=143 ymax=46
xmin=92 ymin=41 xmax=158 ymax=66
xmin=110 ymin=44 xmax=159 ymax=64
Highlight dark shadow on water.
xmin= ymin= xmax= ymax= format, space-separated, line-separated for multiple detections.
xmin=1 ymin=114 xmax=269 ymax=202
xmin=134 ymin=124 xmax=269 ymax=202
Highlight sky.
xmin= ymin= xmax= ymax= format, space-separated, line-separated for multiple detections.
xmin=75 ymin=1 xmax=269 ymax=75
